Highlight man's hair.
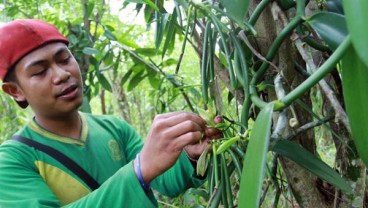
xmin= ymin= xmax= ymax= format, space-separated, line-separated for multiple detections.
xmin=3 ymin=66 xmax=17 ymax=83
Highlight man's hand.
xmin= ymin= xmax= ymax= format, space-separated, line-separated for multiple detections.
xmin=138 ymin=112 xmax=207 ymax=184
xmin=183 ymin=115 xmax=223 ymax=161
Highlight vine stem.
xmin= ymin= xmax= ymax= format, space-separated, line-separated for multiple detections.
xmin=250 ymin=0 xmax=306 ymax=108
xmin=279 ymin=36 xmax=351 ymax=109
xmin=294 ymin=39 xmax=352 ymax=134
xmin=249 ymin=0 xmax=272 ymax=26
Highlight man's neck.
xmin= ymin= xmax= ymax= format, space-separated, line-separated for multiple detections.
xmin=34 ymin=111 xmax=82 ymax=140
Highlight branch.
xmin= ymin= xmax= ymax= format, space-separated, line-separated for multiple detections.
xmin=148 ymin=59 xmax=195 ymax=112
xmin=286 ymin=115 xmax=334 ymax=140
xmin=294 ymin=39 xmax=352 ymax=135
xmin=6 ymin=2 xmax=32 ymax=18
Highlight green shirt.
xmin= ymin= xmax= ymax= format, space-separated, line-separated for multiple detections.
xmin=0 ymin=113 xmax=203 ymax=207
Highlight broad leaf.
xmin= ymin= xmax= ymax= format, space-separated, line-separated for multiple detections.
xmin=307 ymin=12 xmax=347 ymax=51
xmin=134 ymin=48 xmax=158 ymax=57
xmin=96 ymin=71 xmax=112 ymax=92
xmin=238 ymin=102 xmax=274 ymax=208
xmin=343 ymin=0 xmax=368 ymax=67
xmin=341 ymin=45 xmax=368 ymax=167
xmin=218 ymin=0 xmax=250 ymax=24
xmin=124 ymin=0 xmax=159 ymax=11
xmin=271 ymin=140 xmax=352 ymax=193
xmin=162 ymin=11 xmax=177 ymax=58
xmin=325 ymin=0 xmax=344 ymax=14
xmin=155 ymin=13 xmax=169 ymax=50
xmin=127 ymin=71 xmax=146 ymax=91
xmin=104 ymin=29 xmax=117 ymax=41
xmin=82 ymin=47 xmax=100 ymax=55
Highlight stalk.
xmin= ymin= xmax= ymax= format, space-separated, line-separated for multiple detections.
xmin=279 ymin=36 xmax=351 ymax=108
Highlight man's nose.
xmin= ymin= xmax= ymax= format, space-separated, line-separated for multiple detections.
xmin=52 ymin=65 xmax=71 ymax=84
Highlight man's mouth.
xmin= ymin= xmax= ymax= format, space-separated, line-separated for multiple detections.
xmin=57 ymin=84 xmax=79 ymax=99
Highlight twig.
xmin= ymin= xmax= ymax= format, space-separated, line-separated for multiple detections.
xmin=271 ymin=155 xmax=281 ymax=208
xmin=149 ymin=58 xmax=195 ymax=112
xmin=6 ymin=2 xmax=32 ymax=18
xmin=238 ymin=30 xmax=280 ymax=72
xmin=260 ymin=180 xmax=271 ymax=206
xmin=294 ymin=39 xmax=352 ymax=135
xmin=206 ymin=187 xmax=218 ymax=208
xmin=286 ymin=115 xmax=334 ymax=140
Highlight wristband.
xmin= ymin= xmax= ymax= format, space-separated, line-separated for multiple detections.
xmin=135 ymin=153 xmax=151 ymax=191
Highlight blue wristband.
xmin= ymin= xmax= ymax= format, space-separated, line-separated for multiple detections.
xmin=135 ymin=153 xmax=151 ymax=191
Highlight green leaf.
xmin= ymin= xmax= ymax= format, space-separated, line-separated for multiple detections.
xmin=341 ymin=45 xmax=368 ymax=167
xmin=120 ymin=70 xmax=133 ymax=86
xmin=96 ymin=71 xmax=112 ymax=92
xmin=155 ymin=13 xmax=169 ymax=49
xmin=343 ymin=0 xmax=368 ymax=67
xmin=307 ymin=12 xmax=348 ymax=51
xmin=134 ymin=48 xmax=158 ymax=57
xmin=87 ymin=2 xmax=95 ymax=18
xmin=175 ymin=0 xmax=189 ymax=9
xmin=118 ymin=37 xmax=140 ymax=49
xmin=82 ymin=47 xmax=100 ymax=55
xmin=218 ymin=0 xmax=250 ymax=24
xmin=324 ymin=0 xmax=344 ymax=14
xmin=127 ymin=71 xmax=146 ymax=91
xmin=79 ymin=96 xmax=92 ymax=113
xmin=238 ymin=102 xmax=274 ymax=208
xmin=271 ymin=140 xmax=352 ymax=193
xmin=104 ymin=29 xmax=117 ymax=41
xmin=124 ymin=0 xmax=159 ymax=11
xmin=162 ymin=11 xmax=177 ymax=58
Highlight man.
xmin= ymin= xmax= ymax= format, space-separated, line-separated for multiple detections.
xmin=0 ymin=19 xmax=221 ymax=207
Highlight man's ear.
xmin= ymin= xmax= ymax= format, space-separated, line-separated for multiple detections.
xmin=2 ymin=82 xmax=26 ymax=102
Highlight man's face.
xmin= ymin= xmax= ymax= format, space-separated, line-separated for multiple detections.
xmin=11 ymin=42 xmax=83 ymax=117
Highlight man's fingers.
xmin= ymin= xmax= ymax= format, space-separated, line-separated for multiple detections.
xmin=204 ymin=127 xmax=223 ymax=138
xmin=157 ymin=112 xmax=206 ymax=129
xmin=162 ymin=120 xmax=204 ymax=139
xmin=168 ymin=130 xmax=203 ymax=151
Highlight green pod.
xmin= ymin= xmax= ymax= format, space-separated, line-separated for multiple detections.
xmin=201 ymin=21 xmax=212 ymax=104
xmin=230 ymin=32 xmax=249 ymax=92
xmin=207 ymin=13 xmax=236 ymax=89
xmin=228 ymin=148 xmax=243 ymax=178
xmin=208 ymin=157 xmax=215 ymax=196
xmin=212 ymin=145 xmax=220 ymax=188
xmin=216 ymin=136 xmax=240 ymax=155
xmin=220 ymin=159 xmax=229 ymax=208
xmin=209 ymin=182 xmax=223 ymax=208
xmin=221 ymin=154 xmax=234 ymax=208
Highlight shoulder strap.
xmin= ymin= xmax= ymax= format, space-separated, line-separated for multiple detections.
xmin=11 ymin=135 xmax=100 ymax=191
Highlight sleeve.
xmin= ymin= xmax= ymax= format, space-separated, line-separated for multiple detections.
xmin=112 ymin=117 xmax=206 ymax=198
xmin=151 ymin=152 xmax=206 ymax=197
xmin=0 ymin=142 xmax=158 ymax=208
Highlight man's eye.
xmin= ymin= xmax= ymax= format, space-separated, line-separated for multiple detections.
xmin=60 ymin=56 xmax=71 ymax=64
xmin=32 ymin=69 xmax=46 ymax=76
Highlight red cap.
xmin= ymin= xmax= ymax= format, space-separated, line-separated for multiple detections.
xmin=0 ymin=19 xmax=69 ymax=108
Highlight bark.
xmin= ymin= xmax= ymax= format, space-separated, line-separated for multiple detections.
xmin=330 ymin=121 xmax=366 ymax=208
xmin=253 ymin=1 xmax=331 ymax=207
